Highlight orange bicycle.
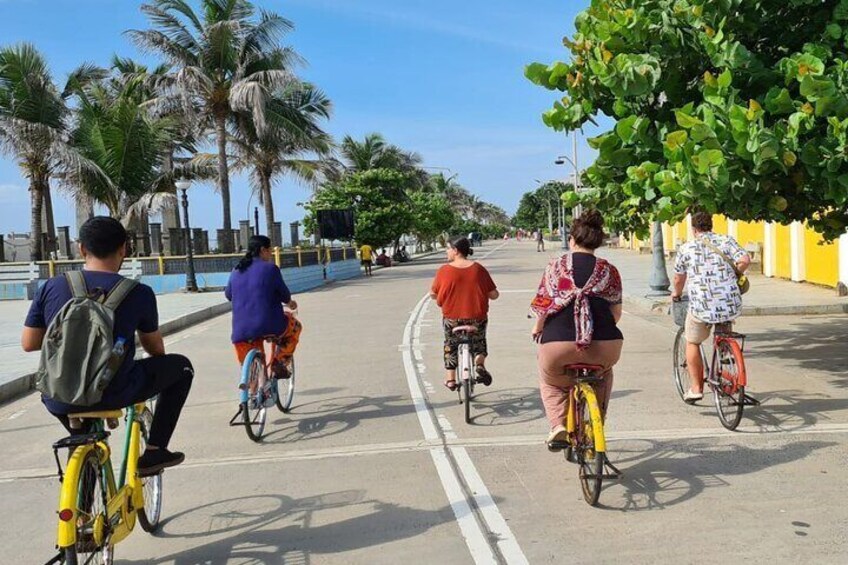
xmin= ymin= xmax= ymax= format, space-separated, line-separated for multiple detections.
xmin=673 ymin=303 xmax=758 ymax=430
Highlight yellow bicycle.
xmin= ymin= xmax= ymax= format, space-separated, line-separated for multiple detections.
xmin=46 ymin=401 xmax=161 ymax=564
xmin=548 ymin=364 xmax=622 ymax=506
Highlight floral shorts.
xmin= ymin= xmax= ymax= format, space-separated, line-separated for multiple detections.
xmin=442 ymin=318 xmax=488 ymax=370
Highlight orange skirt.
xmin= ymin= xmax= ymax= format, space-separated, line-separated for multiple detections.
xmin=233 ymin=316 xmax=303 ymax=365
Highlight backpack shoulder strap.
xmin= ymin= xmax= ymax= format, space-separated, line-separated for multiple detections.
xmin=65 ymin=270 xmax=88 ymax=299
xmin=700 ymin=237 xmax=740 ymax=276
xmin=103 ymin=278 xmax=140 ymax=311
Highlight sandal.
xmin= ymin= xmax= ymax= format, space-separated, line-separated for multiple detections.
xmin=444 ymin=380 xmax=459 ymax=392
xmin=475 ymin=365 xmax=493 ymax=387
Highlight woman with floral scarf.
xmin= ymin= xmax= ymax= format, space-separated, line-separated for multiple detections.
xmin=530 ymin=211 xmax=624 ymax=449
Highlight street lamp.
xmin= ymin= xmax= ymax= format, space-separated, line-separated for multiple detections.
xmin=175 ymin=179 xmax=198 ymax=292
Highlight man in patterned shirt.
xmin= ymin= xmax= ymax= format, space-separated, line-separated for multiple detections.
xmin=671 ymin=211 xmax=751 ymax=403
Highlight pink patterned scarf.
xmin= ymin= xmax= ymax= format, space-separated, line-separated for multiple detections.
xmin=530 ymin=253 xmax=622 ymax=349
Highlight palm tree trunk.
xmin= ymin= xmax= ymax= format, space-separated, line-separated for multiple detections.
xmin=215 ymin=114 xmax=233 ymax=253
xmin=29 ymin=177 xmax=45 ymax=261
xmin=42 ymin=182 xmax=58 ymax=258
xmin=259 ymin=171 xmax=276 ymax=246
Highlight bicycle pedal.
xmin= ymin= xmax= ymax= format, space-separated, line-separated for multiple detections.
xmin=547 ymin=440 xmax=569 ymax=452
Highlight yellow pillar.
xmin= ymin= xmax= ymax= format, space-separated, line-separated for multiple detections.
xmin=48 ymin=260 xmax=55 ymax=278
xmin=273 ymin=246 xmax=281 ymax=268
xmin=296 ymin=246 xmax=302 ymax=267
xmin=157 ymin=255 xmax=165 ymax=276
xmin=775 ymin=223 xmax=792 ymax=279
xmin=804 ymin=226 xmax=839 ymax=287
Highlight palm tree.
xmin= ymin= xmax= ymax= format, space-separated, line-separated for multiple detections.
xmin=129 ymin=0 xmax=303 ymax=252
xmin=429 ymin=172 xmax=472 ymax=216
xmin=340 ymin=133 xmax=425 ymax=182
xmin=0 ymin=44 xmax=105 ymax=260
xmin=231 ymin=83 xmax=333 ymax=246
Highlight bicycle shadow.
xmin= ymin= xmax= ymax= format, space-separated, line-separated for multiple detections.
xmin=690 ymin=388 xmax=848 ymax=433
xmin=261 ymin=394 xmax=455 ymax=444
xmin=121 ymin=490 xmax=463 ymax=564
xmin=596 ymin=437 xmax=837 ymax=512
xmin=466 ymin=387 xmax=544 ymax=426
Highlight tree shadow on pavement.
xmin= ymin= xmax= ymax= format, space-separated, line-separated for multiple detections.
xmin=123 ymin=490 xmax=461 ymax=564
xmin=262 ymin=394 xmax=455 ymax=444
xmin=597 ymin=438 xmax=837 ymax=512
xmin=743 ymin=317 xmax=848 ymax=388
xmin=467 ymin=387 xmax=544 ymax=426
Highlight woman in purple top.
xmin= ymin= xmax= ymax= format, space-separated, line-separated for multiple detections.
xmin=226 ymin=235 xmax=302 ymax=378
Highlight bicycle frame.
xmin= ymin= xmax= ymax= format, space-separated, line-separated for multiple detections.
xmin=56 ymin=402 xmax=146 ymax=550
xmin=565 ymin=382 xmax=607 ymax=454
xmin=712 ymin=333 xmax=748 ymax=390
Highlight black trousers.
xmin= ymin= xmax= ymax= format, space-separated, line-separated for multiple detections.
xmin=52 ymin=354 xmax=194 ymax=449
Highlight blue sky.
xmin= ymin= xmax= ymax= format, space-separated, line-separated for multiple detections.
xmin=0 ymin=0 xmax=605 ymax=239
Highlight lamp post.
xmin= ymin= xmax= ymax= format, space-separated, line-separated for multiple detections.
xmin=648 ymin=220 xmax=671 ymax=295
xmin=175 ymin=180 xmax=198 ymax=292
xmin=254 ymin=206 xmax=260 ymax=236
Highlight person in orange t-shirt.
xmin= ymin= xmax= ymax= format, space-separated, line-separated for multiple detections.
xmin=430 ymin=236 xmax=499 ymax=391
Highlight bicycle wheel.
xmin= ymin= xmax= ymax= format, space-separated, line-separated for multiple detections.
xmin=575 ymin=390 xmax=603 ymax=506
xmin=713 ymin=340 xmax=746 ymax=431
xmin=242 ymin=352 xmax=267 ymax=442
xmin=63 ymin=450 xmax=113 ymax=564
xmin=672 ymin=328 xmax=688 ymax=400
xmin=462 ymin=346 xmax=473 ymax=424
xmin=275 ymin=358 xmax=296 ymax=413
xmin=136 ymin=408 xmax=163 ymax=533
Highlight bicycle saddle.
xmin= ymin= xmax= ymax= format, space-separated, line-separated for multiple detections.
xmin=452 ymin=325 xmax=478 ymax=334
xmin=68 ymin=409 xmax=123 ymax=420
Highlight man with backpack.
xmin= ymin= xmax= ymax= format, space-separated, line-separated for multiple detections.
xmin=21 ymin=217 xmax=193 ymax=477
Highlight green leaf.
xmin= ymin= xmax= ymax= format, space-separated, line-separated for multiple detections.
xmin=827 ymin=23 xmax=842 ymax=39
xmin=800 ymin=75 xmax=836 ymax=101
xmin=615 ymin=115 xmax=639 ymax=143
xmin=693 ymin=149 xmax=724 ymax=174
xmin=675 ymin=110 xmax=703 ymax=129
xmin=665 ymin=130 xmax=689 ymax=151
xmin=691 ymin=123 xmax=717 ymax=142
xmin=764 ymin=87 xmax=795 ymax=115
xmin=717 ymin=69 xmax=732 ymax=88
xmin=838 ymin=0 xmax=848 ymax=21
xmin=525 ymin=63 xmax=551 ymax=86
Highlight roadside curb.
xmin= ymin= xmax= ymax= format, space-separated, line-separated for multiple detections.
xmin=0 ymin=301 xmax=233 ymax=406
xmin=624 ymin=294 xmax=848 ymax=318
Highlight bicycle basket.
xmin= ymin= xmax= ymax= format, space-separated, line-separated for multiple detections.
xmin=671 ymin=298 xmax=689 ymax=327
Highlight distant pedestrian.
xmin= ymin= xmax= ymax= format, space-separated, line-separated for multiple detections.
xmin=359 ymin=243 xmax=374 ymax=276
xmin=536 ymin=229 xmax=545 ymax=252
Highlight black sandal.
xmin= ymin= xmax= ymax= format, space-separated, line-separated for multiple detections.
xmin=475 ymin=365 xmax=493 ymax=386
xmin=444 ymin=380 xmax=459 ymax=392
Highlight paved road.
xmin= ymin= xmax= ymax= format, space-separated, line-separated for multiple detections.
xmin=1 ymin=242 xmax=846 ymax=564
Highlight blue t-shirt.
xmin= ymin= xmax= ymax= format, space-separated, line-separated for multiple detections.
xmin=226 ymin=259 xmax=291 ymax=343
xmin=25 ymin=271 xmax=159 ymax=414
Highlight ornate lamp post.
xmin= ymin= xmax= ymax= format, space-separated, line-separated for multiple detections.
xmin=175 ymin=180 xmax=198 ymax=292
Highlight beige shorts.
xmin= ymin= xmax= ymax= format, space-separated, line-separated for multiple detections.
xmin=685 ymin=313 xmax=732 ymax=345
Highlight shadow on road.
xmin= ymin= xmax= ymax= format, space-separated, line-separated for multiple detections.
xmin=744 ymin=317 xmax=848 ymax=388
xmin=467 ymin=387 xmax=544 ymax=426
xmin=597 ymin=438 xmax=837 ymax=512
xmin=263 ymin=394 xmax=455 ymax=444
xmin=123 ymin=490 xmax=460 ymax=564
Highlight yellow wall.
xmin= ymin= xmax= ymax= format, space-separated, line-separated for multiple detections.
xmin=804 ymin=227 xmax=839 ymax=287
xmin=775 ymin=224 xmax=792 ymax=279
xmin=736 ymin=221 xmax=765 ymax=248
xmin=712 ymin=215 xmax=728 ymax=235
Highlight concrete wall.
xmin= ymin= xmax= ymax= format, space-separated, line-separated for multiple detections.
xmin=0 ymin=259 xmax=361 ymax=300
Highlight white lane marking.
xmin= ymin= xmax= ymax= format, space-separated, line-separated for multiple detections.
xmin=437 ymin=414 xmax=458 ymax=440
xmin=498 ymin=289 xmax=536 ymax=294
xmin=402 ymin=295 xmax=440 ymax=440
xmin=453 ymin=447 xmax=528 ymax=564
xmin=429 ymin=447 xmax=497 ymax=563
xmin=5 ymin=422 xmax=848 ymax=483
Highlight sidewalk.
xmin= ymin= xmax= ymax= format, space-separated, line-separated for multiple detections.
xmin=601 ymin=247 xmax=848 ymax=316
xmin=0 ymin=292 xmax=231 ymax=402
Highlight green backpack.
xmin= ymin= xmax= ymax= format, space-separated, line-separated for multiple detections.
xmin=36 ymin=271 xmax=138 ymax=406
